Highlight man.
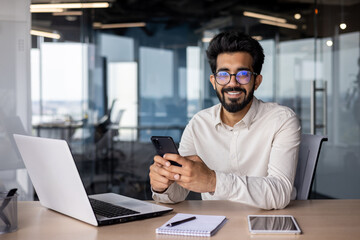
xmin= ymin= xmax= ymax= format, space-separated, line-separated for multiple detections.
xmin=149 ymin=31 xmax=301 ymax=210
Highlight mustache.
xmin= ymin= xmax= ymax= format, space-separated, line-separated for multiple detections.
xmin=221 ymin=87 xmax=246 ymax=95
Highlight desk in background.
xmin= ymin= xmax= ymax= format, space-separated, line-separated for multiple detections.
xmin=33 ymin=121 xmax=83 ymax=141
xmin=108 ymin=124 xmax=186 ymax=142
xmin=2 ymin=199 xmax=360 ymax=240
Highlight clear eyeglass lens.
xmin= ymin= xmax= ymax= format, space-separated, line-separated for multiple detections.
xmin=215 ymin=70 xmax=253 ymax=85
xmin=236 ymin=71 xmax=251 ymax=84
xmin=216 ymin=72 xmax=230 ymax=84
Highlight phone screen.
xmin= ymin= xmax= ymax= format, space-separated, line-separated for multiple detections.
xmin=151 ymin=136 xmax=182 ymax=167
xmin=248 ymin=215 xmax=301 ymax=234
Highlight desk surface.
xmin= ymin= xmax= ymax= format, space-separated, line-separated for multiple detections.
xmin=3 ymin=199 xmax=360 ymax=240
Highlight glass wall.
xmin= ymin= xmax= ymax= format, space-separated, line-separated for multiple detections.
xmin=0 ymin=0 xmax=32 ymax=200
xmin=315 ymin=31 xmax=360 ymax=198
xmin=29 ymin=0 xmax=360 ymax=200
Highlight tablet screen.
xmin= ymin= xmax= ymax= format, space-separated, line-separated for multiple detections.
xmin=248 ymin=215 xmax=301 ymax=234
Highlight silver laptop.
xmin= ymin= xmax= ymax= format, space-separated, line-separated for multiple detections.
xmin=13 ymin=134 xmax=172 ymax=226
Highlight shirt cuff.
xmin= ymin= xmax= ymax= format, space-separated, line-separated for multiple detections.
xmin=152 ymin=183 xmax=189 ymax=203
xmin=212 ymin=171 xmax=246 ymax=200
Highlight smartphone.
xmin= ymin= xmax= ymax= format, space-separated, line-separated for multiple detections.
xmin=151 ymin=136 xmax=182 ymax=167
xmin=247 ymin=215 xmax=302 ymax=234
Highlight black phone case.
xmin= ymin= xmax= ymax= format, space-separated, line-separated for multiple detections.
xmin=151 ymin=136 xmax=182 ymax=167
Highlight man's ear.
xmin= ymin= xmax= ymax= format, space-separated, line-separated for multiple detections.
xmin=210 ymin=75 xmax=216 ymax=90
xmin=254 ymin=74 xmax=262 ymax=90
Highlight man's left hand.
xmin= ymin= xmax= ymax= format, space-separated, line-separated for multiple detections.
xmin=163 ymin=154 xmax=216 ymax=193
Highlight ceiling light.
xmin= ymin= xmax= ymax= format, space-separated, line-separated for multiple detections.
xmin=65 ymin=16 xmax=78 ymax=22
xmin=202 ymin=30 xmax=217 ymax=43
xmin=294 ymin=13 xmax=301 ymax=20
xmin=31 ymin=8 xmax=64 ymax=13
xmin=340 ymin=0 xmax=346 ymax=31
xmin=202 ymin=37 xmax=213 ymax=43
xmin=326 ymin=40 xmax=333 ymax=47
xmin=93 ymin=22 xmax=102 ymax=28
xmin=252 ymin=36 xmax=263 ymax=41
xmin=93 ymin=22 xmax=146 ymax=29
xmin=243 ymin=11 xmax=287 ymax=23
xmin=30 ymin=30 xmax=61 ymax=39
xmin=53 ymin=11 xmax=83 ymax=16
xmin=259 ymin=19 xmax=297 ymax=30
xmin=340 ymin=23 xmax=347 ymax=30
xmin=30 ymin=2 xmax=109 ymax=10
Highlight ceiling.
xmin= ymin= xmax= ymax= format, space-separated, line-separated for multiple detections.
xmin=31 ymin=0 xmax=360 ymax=41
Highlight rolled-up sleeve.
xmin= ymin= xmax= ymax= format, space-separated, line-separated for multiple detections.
xmin=152 ymin=182 xmax=189 ymax=203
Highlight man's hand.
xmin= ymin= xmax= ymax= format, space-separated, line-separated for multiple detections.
xmin=149 ymin=154 xmax=216 ymax=193
xmin=164 ymin=154 xmax=216 ymax=193
xmin=149 ymin=155 xmax=176 ymax=193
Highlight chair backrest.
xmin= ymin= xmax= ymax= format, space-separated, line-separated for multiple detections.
xmin=294 ymin=134 xmax=327 ymax=200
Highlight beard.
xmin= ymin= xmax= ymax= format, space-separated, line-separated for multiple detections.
xmin=215 ymin=83 xmax=255 ymax=113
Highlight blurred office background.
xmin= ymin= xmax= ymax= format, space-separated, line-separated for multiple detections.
xmin=0 ymin=0 xmax=359 ymax=200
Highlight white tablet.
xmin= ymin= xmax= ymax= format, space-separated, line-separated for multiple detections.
xmin=247 ymin=215 xmax=302 ymax=234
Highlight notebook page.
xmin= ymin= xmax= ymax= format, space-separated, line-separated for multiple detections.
xmin=156 ymin=213 xmax=227 ymax=237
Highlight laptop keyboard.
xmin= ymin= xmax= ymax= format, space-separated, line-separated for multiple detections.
xmin=89 ymin=198 xmax=140 ymax=218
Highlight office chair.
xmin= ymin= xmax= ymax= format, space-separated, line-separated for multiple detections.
xmin=69 ymin=100 xmax=126 ymax=193
xmin=294 ymin=133 xmax=328 ymax=200
xmin=90 ymin=107 xmax=126 ymax=189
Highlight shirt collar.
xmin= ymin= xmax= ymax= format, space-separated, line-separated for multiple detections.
xmin=213 ymin=97 xmax=260 ymax=130
xmin=241 ymin=97 xmax=259 ymax=129
xmin=214 ymin=104 xmax=223 ymax=129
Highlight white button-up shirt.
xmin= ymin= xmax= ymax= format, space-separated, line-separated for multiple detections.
xmin=152 ymin=97 xmax=301 ymax=209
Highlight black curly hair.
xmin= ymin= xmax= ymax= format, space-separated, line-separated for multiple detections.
xmin=206 ymin=31 xmax=265 ymax=75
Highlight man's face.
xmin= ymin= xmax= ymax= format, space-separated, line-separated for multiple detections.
xmin=210 ymin=52 xmax=262 ymax=113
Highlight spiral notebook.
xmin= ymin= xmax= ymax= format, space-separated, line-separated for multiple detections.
xmin=156 ymin=213 xmax=227 ymax=237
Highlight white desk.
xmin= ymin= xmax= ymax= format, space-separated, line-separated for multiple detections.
xmin=2 ymin=199 xmax=360 ymax=240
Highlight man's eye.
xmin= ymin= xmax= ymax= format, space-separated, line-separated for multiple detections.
xmin=217 ymin=72 xmax=228 ymax=77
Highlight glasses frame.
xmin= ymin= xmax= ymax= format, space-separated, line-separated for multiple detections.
xmin=214 ymin=70 xmax=258 ymax=86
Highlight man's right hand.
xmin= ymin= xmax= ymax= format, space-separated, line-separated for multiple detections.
xmin=149 ymin=155 xmax=176 ymax=193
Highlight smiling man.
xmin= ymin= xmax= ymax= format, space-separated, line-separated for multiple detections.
xmin=149 ymin=31 xmax=301 ymax=210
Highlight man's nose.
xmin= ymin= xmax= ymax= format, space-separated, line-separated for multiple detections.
xmin=228 ymin=74 xmax=239 ymax=86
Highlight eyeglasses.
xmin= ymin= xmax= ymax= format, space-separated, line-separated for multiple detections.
xmin=214 ymin=70 xmax=258 ymax=85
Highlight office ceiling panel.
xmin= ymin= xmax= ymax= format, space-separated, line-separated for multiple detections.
xmin=31 ymin=0 xmax=360 ymax=41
